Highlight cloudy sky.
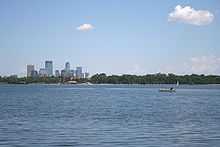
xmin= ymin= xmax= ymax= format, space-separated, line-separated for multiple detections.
xmin=0 ymin=0 xmax=219 ymax=76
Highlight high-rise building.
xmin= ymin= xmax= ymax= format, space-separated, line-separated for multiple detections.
xmin=65 ymin=62 xmax=70 ymax=71
xmin=31 ymin=70 xmax=38 ymax=77
xmin=70 ymin=70 xmax=75 ymax=77
xmin=45 ymin=61 xmax=53 ymax=77
xmin=55 ymin=70 xmax=60 ymax=77
xmin=27 ymin=65 xmax=35 ymax=77
xmin=63 ymin=62 xmax=71 ymax=77
xmin=76 ymin=66 xmax=83 ymax=79
xmin=61 ymin=70 xmax=66 ymax=78
xmin=85 ymin=72 xmax=89 ymax=79
xmin=39 ymin=68 xmax=47 ymax=77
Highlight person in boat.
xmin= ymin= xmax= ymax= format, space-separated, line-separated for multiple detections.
xmin=170 ymin=87 xmax=174 ymax=90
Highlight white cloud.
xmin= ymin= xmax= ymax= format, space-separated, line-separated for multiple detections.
xmin=76 ymin=24 xmax=94 ymax=31
xmin=158 ymin=55 xmax=220 ymax=75
xmin=186 ymin=55 xmax=220 ymax=74
xmin=168 ymin=5 xmax=214 ymax=26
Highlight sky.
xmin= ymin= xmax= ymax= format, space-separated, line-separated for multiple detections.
xmin=0 ymin=0 xmax=220 ymax=76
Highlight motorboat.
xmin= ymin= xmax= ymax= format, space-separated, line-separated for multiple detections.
xmin=159 ymin=81 xmax=179 ymax=92
xmin=159 ymin=87 xmax=176 ymax=92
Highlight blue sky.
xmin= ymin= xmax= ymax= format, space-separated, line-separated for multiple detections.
xmin=0 ymin=0 xmax=219 ymax=76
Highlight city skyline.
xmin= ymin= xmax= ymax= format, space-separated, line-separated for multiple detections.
xmin=0 ymin=0 xmax=219 ymax=76
xmin=26 ymin=60 xmax=89 ymax=79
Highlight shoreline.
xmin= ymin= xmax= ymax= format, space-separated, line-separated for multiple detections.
xmin=1 ymin=83 xmax=220 ymax=86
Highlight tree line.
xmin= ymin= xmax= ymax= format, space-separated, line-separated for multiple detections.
xmin=1 ymin=73 xmax=220 ymax=84
xmin=89 ymin=73 xmax=220 ymax=84
xmin=0 ymin=76 xmax=87 ymax=84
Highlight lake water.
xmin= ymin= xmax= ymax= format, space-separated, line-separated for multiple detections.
xmin=0 ymin=84 xmax=220 ymax=146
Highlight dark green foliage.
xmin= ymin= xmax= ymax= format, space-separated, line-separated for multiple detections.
xmin=0 ymin=76 xmax=61 ymax=84
xmin=1 ymin=73 xmax=220 ymax=84
xmin=0 ymin=76 xmax=90 ymax=84
xmin=90 ymin=73 xmax=220 ymax=84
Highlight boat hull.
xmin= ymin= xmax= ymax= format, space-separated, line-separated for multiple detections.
xmin=159 ymin=89 xmax=176 ymax=92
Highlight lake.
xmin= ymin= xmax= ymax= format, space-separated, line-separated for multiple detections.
xmin=0 ymin=84 xmax=220 ymax=146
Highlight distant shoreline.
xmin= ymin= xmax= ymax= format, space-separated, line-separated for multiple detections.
xmin=1 ymin=83 xmax=220 ymax=86
xmin=1 ymin=73 xmax=220 ymax=85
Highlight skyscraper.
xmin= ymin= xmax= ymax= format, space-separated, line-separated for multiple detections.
xmin=27 ymin=65 xmax=35 ymax=77
xmin=39 ymin=68 xmax=47 ymax=77
xmin=61 ymin=69 xmax=66 ymax=78
xmin=31 ymin=70 xmax=38 ymax=77
xmin=45 ymin=61 xmax=53 ymax=77
xmin=55 ymin=70 xmax=60 ymax=77
xmin=65 ymin=62 xmax=70 ymax=71
xmin=76 ymin=66 xmax=83 ymax=79
xmin=85 ymin=72 xmax=89 ymax=79
xmin=70 ymin=70 xmax=75 ymax=77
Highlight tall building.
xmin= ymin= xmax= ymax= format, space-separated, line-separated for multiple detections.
xmin=27 ymin=65 xmax=35 ymax=77
xmin=45 ymin=61 xmax=53 ymax=77
xmin=61 ymin=70 xmax=66 ymax=78
xmin=70 ymin=70 xmax=75 ymax=77
xmin=31 ymin=70 xmax=38 ymax=77
xmin=65 ymin=62 xmax=70 ymax=71
xmin=63 ymin=62 xmax=71 ymax=77
xmin=76 ymin=66 xmax=83 ymax=79
xmin=39 ymin=68 xmax=47 ymax=77
xmin=85 ymin=72 xmax=89 ymax=79
xmin=55 ymin=70 xmax=60 ymax=77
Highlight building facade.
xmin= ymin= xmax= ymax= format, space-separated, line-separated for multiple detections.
xmin=45 ymin=61 xmax=53 ymax=77
xmin=85 ymin=72 xmax=89 ymax=79
xmin=27 ymin=65 xmax=35 ymax=77
xmin=65 ymin=62 xmax=70 ymax=71
xmin=31 ymin=70 xmax=38 ymax=77
xmin=76 ymin=66 xmax=83 ymax=79
xmin=61 ymin=70 xmax=66 ymax=78
xmin=39 ymin=68 xmax=47 ymax=77
xmin=55 ymin=70 xmax=60 ymax=77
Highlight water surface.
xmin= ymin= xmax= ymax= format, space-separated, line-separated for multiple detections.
xmin=0 ymin=84 xmax=220 ymax=146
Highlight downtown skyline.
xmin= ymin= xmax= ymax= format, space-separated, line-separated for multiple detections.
xmin=26 ymin=60 xmax=89 ymax=79
xmin=0 ymin=0 xmax=219 ymax=76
